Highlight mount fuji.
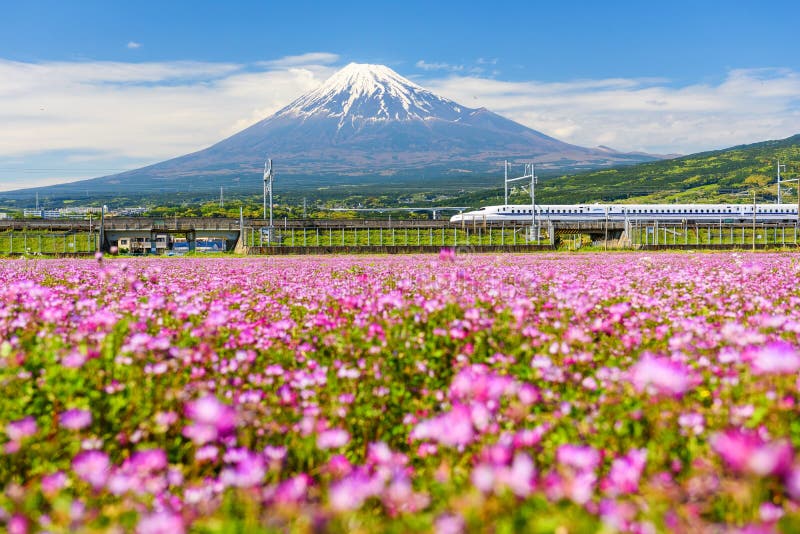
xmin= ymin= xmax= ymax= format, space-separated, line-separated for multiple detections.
xmin=9 ymin=63 xmax=662 ymax=198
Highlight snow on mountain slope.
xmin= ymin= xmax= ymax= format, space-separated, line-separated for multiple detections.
xmin=278 ymin=63 xmax=465 ymax=126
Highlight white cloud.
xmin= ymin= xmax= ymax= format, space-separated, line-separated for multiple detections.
xmin=126 ymin=41 xmax=142 ymax=49
xmin=259 ymin=52 xmax=339 ymax=68
xmin=0 ymin=56 xmax=339 ymax=189
xmin=415 ymin=60 xmax=463 ymax=72
xmin=0 ymin=55 xmax=798 ymax=191
xmin=426 ymin=68 xmax=800 ymax=154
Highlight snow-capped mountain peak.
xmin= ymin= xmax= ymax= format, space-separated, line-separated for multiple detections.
xmin=278 ymin=62 xmax=466 ymax=127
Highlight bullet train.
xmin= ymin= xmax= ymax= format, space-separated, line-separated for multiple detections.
xmin=450 ymin=203 xmax=800 ymax=223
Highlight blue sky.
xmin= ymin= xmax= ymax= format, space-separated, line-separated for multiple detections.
xmin=1 ymin=0 xmax=799 ymax=190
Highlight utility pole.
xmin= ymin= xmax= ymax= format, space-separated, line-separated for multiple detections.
xmin=777 ymin=160 xmax=786 ymax=204
xmin=505 ymin=162 xmax=537 ymax=243
xmin=529 ymin=163 xmax=537 ymax=243
xmin=263 ymin=158 xmax=274 ymax=243
xmin=303 ymin=197 xmax=307 ymax=219
xmin=100 ymin=204 xmax=106 ymax=253
xmin=778 ymin=161 xmax=799 ymax=222
xmin=504 ymin=160 xmax=508 ymax=205
xmin=752 ymin=191 xmax=757 ymax=251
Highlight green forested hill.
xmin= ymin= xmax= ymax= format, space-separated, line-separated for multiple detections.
xmin=459 ymin=134 xmax=800 ymax=206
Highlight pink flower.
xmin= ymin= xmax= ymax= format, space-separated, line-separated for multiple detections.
xmin=182 ymin=424 xmax=218 ymax=446
xmin=557 ymin=444 xmax=601 ymax=472
xmin=154 ymin=411 xmax=178 ymax=427
xmin=603 ymin=448 xmax=647 ymax=496
xmin=678 ymin=413 xmax=705 ymax=435
xmin=316 ymin=428 xmax=350 ymax=450
xmin=599 ymin=499 xmax=637 ymax=531
xmin=59 ymin=409 xmax=92 ymax=430
xmin=40 ymin=471 xmax=67 ymax=495
xmin=220 ymin=450 xmax=265 ymax=488
xmin=750 ymin=341 xmax=800 ymax=375
xmin=759 ymin=502 xmax=784 ymax=523
xmin=711 ymin=429 xmax=793 ymax=477
xmin=629 ymin=354 xmax=690 ymax=396
xmin=438 ymin=248 xmax=456 ymax=262
xmin=497 ymin=452 xmax=536 ymax=497
xmin=182 ymin=395 xmax=237 ymax=444
xmin=126 ymin=448 xmax=168 ymax=473
xmin=272 ymin=474 xmax=312 ymax=504
xmin=184 ymin=395 xmax=236 ymax=433
xmin=568 ymin=471 xmax=597 ymax=505
xmin=367 ymin=442 xmax=394 ymax=465
xmin=8 ymin=514 xmax=28 ymax=534
xmin=435 ymin=513 xmax=465 ymax=534
xmin=785 ymin=466 xmax=800 ymax=501
xmin=329 ymin=470 xmax=383 ymax=511
xmin=382 ymin=475 xmax=430 ymax=515
xmin=410 ymin=404 xmax=474 ymax=447
xmin=195 ymin=445 xmax=218 ymax=462
xmin=136 ymin=511 xmax=185 ymax=534
xmin=471 ymin=463 xmax=495 ymax=493
xmin=61 ymin=351 xmax=88 ymax=368
xmin=471 ymin=452 xmax=536 ymax=497
xmin=325 ymin=454 xmax=353 ymax=477
xmin=6 ymin=416 xmax=37 ymax=441
xmin=72 ymin=450 xmax=111 ymax=489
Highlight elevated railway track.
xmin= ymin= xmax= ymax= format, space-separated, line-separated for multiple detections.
xmin=0 ymin=216 xmax=798 ymax=254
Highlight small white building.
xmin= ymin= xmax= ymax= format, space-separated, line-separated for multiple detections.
xmin=0 ymin=212 xmax=7 ymax=220
xmin=117 ymin=234 xmax=170 ymax=254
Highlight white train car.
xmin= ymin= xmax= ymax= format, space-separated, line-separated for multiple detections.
xmin=450 ymin=203 xmax=800 ymax=223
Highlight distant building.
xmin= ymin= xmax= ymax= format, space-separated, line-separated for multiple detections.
xmin=112 ymin=207 xmax=147 ymax=217
xmin=60 ymin=206 xmax=102 ymax=217
xmin=117 ymin=234 xmax=170 ymax=254
xmin=0 ymin=212 xmax=7 ymax=220
xmin=24 ymin=207 xmax=103 ymax=219
xmin=23 ymin=209 xmax=61 ymax=218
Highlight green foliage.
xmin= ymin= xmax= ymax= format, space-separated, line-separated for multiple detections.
xmin=456 ymin=134 xmax=800 ymax=206
xmin=545 ymin=134 xmax=800 ymax=204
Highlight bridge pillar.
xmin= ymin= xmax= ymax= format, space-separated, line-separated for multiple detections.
xmin=234 ymin=229 xmax=247 ymax=254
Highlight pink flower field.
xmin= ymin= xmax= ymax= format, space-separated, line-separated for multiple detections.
xmin=2 ymin=252 xmax=800 ymax=532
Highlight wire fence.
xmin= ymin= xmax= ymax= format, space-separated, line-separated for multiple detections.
xmin=0 ymin=232 xmax=98 ymax=255
xmin=240 ymin=224 xmax=551 ymax=248
xmin=628 ymin=220 xmax=800 ymax=248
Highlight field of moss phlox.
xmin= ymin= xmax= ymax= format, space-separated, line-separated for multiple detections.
xmin=2 ymin=252 xmax=800 ymax=533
